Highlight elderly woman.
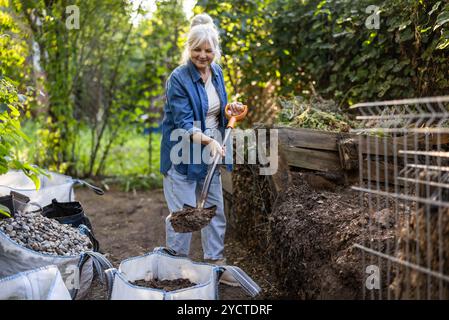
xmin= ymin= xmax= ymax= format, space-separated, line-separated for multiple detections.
xmin=160 ymin=13 xmax=243 ymax=286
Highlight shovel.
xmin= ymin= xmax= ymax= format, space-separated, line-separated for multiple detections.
xmin=0 ymin=191 xmax=30 ymax=218
xmin=169 ymin=103 xmax=248 ymax=233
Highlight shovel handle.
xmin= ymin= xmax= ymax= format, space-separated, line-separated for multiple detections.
xmin=197 ymin=104 xmax=248 ymax=209
xmin=225 ymin=104 xmax=248 ymax=129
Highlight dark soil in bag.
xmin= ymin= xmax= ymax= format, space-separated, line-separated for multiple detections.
xmin=131 ymin=278 xmax=196 ymax=291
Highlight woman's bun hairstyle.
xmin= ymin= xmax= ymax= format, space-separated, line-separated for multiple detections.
xmin=181 ymin=13 xmax=221 ymax=64
xmin=190 ymin=13 xmax=215 ymax=29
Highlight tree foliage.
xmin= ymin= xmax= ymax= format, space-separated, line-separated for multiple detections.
xmin=1 ymin=0 xmax=41 ymax=186
xmin=2 ymin=0 xmax=188 ymax=179
xmin=271 ymin=0 xmax=449 ymax=105
xmin=195 ymin=0 xmax=449 ymax=118
xmin=195 ymin=0 xmax=278 ymax=125
xmin=3 ymin=0 xmax=449 ymax=180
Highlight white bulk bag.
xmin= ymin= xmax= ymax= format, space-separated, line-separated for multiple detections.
xmin=105 ymin=248 xmax=261 ymax=300
xmin=0 ymin=265 xmax=71 ymax=300
xmin=0 ymin=170 xmax=103 ymax=207
xmin=0 ymin=230 xmax=112 ymax=300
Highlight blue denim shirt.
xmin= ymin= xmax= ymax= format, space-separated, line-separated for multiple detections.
xmin=160 ymin=60 xmax=230 ymax=181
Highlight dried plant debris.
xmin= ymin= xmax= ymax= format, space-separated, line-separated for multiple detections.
xmin=277 ymin=96 xmax=357 ymax=132
xmin=0 ymin=211 xmax=92 ymax=255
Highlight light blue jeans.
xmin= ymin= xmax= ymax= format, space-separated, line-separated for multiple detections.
xmin=163 ymin=165 xmax=226 ymax=260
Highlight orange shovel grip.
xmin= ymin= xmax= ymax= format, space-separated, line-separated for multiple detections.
xmin=225 ymin=104 xmax=248 ymax=128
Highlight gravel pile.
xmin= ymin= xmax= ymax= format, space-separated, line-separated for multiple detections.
xmin=0 ymin=211 xmax=92 ymax=256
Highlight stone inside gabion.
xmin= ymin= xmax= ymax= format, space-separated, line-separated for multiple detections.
xmin=0 ymin=211 xmax=92 ymax=256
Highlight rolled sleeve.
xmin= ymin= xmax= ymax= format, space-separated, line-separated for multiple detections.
xmin=166 ymin=74 xmax=199 ymax=135
xmin=188 ymin=126 xmax=202 ymax=135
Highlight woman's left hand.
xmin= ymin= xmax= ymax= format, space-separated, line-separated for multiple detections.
xmin=227 ymin=102 xmax=245 ymax=116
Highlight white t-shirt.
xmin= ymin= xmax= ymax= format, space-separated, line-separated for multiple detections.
xmin=205 ymin=75 xmax=220 ymax=130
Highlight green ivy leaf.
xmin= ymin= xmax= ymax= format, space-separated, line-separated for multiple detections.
xmin=437 ymin=39 xmax=449 ymax=50
xmin=0 ymin=204 xmax=12 ymax=219
xmin=434 ymin=11 xmax=449 ymax=30
xmin=429 ymin=2 xmax=442 ymax=17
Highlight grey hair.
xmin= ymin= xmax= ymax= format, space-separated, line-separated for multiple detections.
xmin=181 ymin=14 xmax=221 ymax=64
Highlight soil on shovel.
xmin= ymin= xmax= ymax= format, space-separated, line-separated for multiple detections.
xmin=131 ymin=278 xmax=196 ymax=291
xmin=170 ymin=207 xmax=216 ymax=233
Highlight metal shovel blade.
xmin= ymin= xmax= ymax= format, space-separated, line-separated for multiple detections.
xmin=169 ymin=204 xmax=217 ymax=233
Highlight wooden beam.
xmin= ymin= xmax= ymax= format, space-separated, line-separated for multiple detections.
xmin=220 ymin=166 xmax=233 ymax=195
xmin=280 ymin=145 xmax=342 ymax=172
xmin=276 ymin=126 xmax=339 ymax=151
xmin=426 ymin=133 xmax=449 ymax=146
xmin=276 ymin=126 xmax=407 ymax=157
xmin=279 ymin=144 xmax=407 ymax=186
xmin=355 ymin=135 xmax=405 ymax=158
xmin=268 ymin=147 xmax=292 ymax=196
xmin=356 ymin=134 xmax=449 ymax=158
xmin=276 ymin=126 xmax=449 ymax=158
xmin=361 ymin=160 xmax=403 ymax=186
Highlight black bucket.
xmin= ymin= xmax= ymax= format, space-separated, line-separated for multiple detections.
xmin=41 ymin=199 xmax=100 ymax=251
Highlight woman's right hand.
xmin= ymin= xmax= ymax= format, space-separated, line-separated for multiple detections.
xmin=227 ymin=102 xmax=245 ymax=116
xmin=207 ymin=139 xmax=225 ymax=158
xmin=192 ymin=132 xmax=225 ymax=158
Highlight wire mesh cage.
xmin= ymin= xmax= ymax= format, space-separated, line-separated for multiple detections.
xmin=351 ymin=96 xmax=449 ymax=300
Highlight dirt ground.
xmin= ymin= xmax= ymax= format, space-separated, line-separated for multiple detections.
xmin=77 ymin=187 xmax=284 ymax=300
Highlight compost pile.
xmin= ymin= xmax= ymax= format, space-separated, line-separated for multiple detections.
xmin=269 ymin=172 xmax=400 ymax=298
xmin=391 ymin=206 xmax=449 ymax=299
xmin=131 ymin=278 xmax=196 ymax=291
xmin=230 ymin=164 xmax=276 ymax=248
xmin=276 ymin=96 xmax=358 ymax=132
xmin=232 ymin=165 xmax=397 ymax=299
xmin=0 ymin=211 xmax=92 ymax=255
xmin=391 ymin=171 xmax=449 ymax=299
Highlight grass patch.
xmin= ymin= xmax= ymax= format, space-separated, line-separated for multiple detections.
xmin=14 ymin=121 xmax=163 ymax=190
